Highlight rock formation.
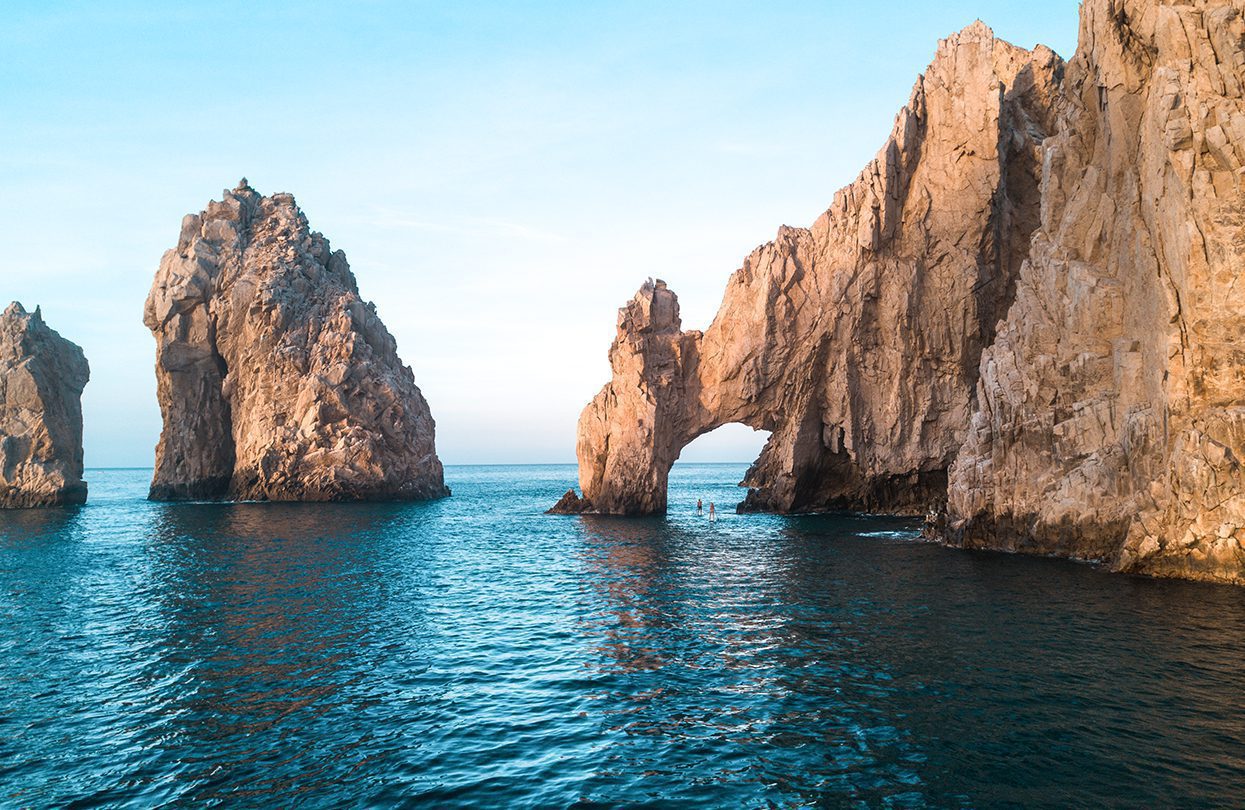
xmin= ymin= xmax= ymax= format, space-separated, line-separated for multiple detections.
xmin=548 ymin=488 xmax=593 ymax=515
xmin=562 ymin=23 xmax=1064 ymax=516
xmin=947 ymin=0 xmax=1245 ymax=583
xmin=562 ymin=1 xmax=1245 ymax=585
xmin=145 ymin=180 xmax=448 ymax=502
xmin=0 ymin=303 xmax=89 ymax=507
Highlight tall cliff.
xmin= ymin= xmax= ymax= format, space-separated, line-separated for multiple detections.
xmin=0 ymin=303 xmax=90 ymax=508
xmin=565 ymin=24 xmax=1064 ymax=516
xmin=948 ymin=0 xmax=1245 ymax=583
xmin=145 ymin=180 xmax=448 ymax=502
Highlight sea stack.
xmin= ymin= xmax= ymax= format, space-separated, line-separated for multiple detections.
xmin=561 ymin=23 xmax=1063 ymax=516
xmin=0 ymin=303 xmax=90 ymax=507
xmin=144 ymin=180 xmax=448 ymax=502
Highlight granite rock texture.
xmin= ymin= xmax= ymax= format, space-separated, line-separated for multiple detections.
xmin=947 ymin=0 xmax=1245 ymax=583
xmin=570 ymin=24 xmax=1063 ymax=515
xmin=0 ymin=303 xmax=89 ymax=507
xmin=145 ymin=180 xmax=448 ymax=502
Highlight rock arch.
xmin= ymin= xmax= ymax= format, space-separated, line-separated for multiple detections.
xmin=558 ymin=24 xmax=1063 ymax=516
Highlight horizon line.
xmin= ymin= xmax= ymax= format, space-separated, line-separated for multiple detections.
xmin=83 ymin=460 xmax=757 ymax=471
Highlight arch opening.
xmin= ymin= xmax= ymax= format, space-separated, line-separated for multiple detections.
xmin=667 ymin=423 xmax=771 ymax=514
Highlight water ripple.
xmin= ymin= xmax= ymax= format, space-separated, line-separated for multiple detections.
xmin=1 ymin=466 xmax=1244 ymax=806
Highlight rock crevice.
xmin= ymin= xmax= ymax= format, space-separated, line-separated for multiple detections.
xmin=947 ymin=0 xmax=1245 ymax=583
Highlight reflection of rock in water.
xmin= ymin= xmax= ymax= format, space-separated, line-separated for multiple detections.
xmin=577 ymin=517 xmax=679 ymax=674
xmin=572 ymin=514 xmax=934 ymax=796
xmin=135 ymin=501 xmax=434 ymax=796
xmin=0 ymin=504 xmax=83 ymax=543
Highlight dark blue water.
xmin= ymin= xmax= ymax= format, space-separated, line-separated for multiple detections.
xmin=2 ymin=465 xmax=1244 ymax=807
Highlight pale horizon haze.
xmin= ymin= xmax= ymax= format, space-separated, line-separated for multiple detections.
xmin=3 ymin=1 xmax=1080 ymax=468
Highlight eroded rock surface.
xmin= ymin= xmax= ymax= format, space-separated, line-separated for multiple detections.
xmin=0 ymin=303 xmax=89 ymax=507
xmin=568 ymin=1 xmax=1245 ymax=585
xmin=947 ymin=0 xmax=1245 ymax=583
xmin=569 ymin=24 xmax=1063 ymax=516
xmin=145 ymin=180 xmax=448 ymax=502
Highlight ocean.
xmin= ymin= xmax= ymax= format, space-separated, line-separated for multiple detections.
xmin=2 ymin=464 xmax=1243 ymax=807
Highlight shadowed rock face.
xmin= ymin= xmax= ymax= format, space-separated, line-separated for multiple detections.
xmin=0 ymin=303 xmax=89 ymax=508
xmin=145 ymin=180 xmax=448 ymax=503
xmin=568 ymin=24 xmax=1063 ymax=516
xmin=947 ymin=0 xmax=1245 ymax=583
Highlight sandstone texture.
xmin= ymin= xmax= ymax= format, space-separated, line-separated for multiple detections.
xmin=568 ymin=24 xmax=1064 ymax=516
xmin=947 ymin=0 xmax=1245 ymax=583
xmin=145 ymin=180 xmax=448 ymax=502
xmin=0 ymin=303 xmax=89 ymax=507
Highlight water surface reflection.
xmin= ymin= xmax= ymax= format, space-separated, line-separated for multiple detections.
xmin=0 ymin=466 xmax=1243 ymax=807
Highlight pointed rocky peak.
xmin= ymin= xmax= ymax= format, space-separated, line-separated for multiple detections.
xmin=1 ymin=302 xmax=51 ymax=339
xmin=619 ymin=278 xmax=681 ymax=336
xmin=959 ymin=19 xmax=995 ymax=43
xmin=929 ymin=19 xmax=997 ymax=68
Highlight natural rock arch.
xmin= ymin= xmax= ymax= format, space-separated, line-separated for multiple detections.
xmin=558 ymin=24 xmax=1063 ymax=516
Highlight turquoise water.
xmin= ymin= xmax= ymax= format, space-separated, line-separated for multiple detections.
xmin=2 ymin=464 xmax=1244 ymax=807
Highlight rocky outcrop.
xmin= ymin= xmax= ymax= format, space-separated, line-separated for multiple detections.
xmin=0 ymin=303 xmax=89 ymax=507
xmin=947 ymin=0 xmax=1245 ymax=583
xmin=565 ymin=1 xmax=1245 ymax=585
xmin=145 ymin=180 xmax=448 ymax=502
xmin=567 ymin=24 xmax=1064 ymax=516
xmin=548 ymin=488 xmax=594 ymax=515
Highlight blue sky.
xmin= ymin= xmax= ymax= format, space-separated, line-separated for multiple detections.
xmin=2 ymin=1 xmax=1080 ymax=467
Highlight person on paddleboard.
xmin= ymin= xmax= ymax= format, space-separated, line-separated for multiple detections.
xmin=697 ymin=498 xmax=703 ymax=515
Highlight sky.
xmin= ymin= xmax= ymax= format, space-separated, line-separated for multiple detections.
xmin=2 ymin=0 xmax=1081 ymax=467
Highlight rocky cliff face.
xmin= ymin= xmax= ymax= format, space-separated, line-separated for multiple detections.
xmin=0 ymin=303 xmax=89 ymax=507
xmin=565 ymin=24 xmax=1064 ymax=516
xmin=565 ymin=1 xmax=1245 ymax=585
xmin=947 ymin=0 xmax=1245 ymax=583
xmin=145 ymin=180 xmax=448 ymax=502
